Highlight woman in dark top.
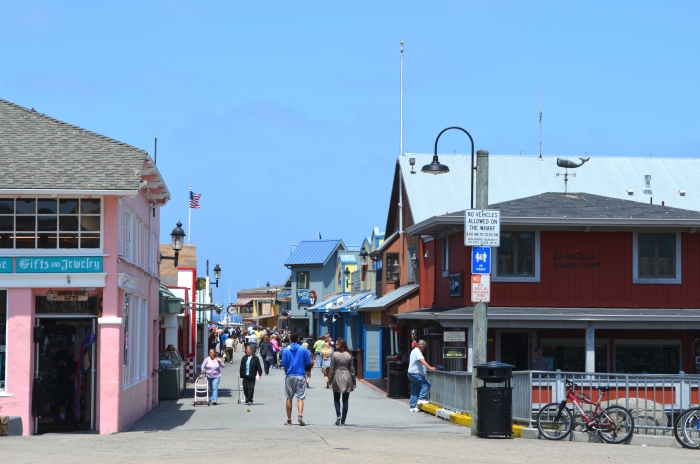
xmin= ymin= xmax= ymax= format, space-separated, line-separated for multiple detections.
xmin=239 ymin=345 xmax=263 ymax=405
xmin=258 ymin=336 xmax=274 ymax=375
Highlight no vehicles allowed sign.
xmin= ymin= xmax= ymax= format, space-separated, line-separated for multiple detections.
xmin=464 ymin=210 xmax=500 ymax=247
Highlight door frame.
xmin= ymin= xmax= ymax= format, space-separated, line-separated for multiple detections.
xmin=495 ymin=329 xmax=537 ymax=368
xmin=363 ymin=325 xmax=383 ymax=379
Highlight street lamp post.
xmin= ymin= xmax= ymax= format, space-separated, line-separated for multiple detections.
xmin=161 ymin=221 xmax=186 ymax=267
xmin=421 ymin=126 xmax=476 ymax=209
xmin=212 ymin=263 xmax=221 ymax=288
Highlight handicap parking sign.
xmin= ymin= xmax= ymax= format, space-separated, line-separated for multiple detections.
xmin=471 ymin=246 xmax=491 ymax=274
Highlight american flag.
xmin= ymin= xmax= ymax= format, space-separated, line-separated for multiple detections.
xmin=189 ymin=191 xmax=201 ymax=209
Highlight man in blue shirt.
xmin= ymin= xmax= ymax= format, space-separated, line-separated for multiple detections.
xmin=281 ymin=332 xmax=311 ymax=426
xmin=220 ymin=331 xmax=228 ymax=357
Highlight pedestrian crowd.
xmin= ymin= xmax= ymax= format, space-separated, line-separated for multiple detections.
xmin=200 ymin=326 xmax=435 ymax=426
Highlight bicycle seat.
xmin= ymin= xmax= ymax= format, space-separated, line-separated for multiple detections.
xmin=597 ymin=386 xmax=611 ymax=392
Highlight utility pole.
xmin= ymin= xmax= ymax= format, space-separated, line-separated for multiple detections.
xmin=471 ymin=149 xmax=489 ymax=436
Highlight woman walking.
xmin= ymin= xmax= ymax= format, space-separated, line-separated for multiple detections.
xmin=324 ymin=338 xmax=355 ymax=425
xmin=239 ymin=345 xmax=262 ymax=405
xmin=200 ymin=349 xmax=224 ymax=405
xmin=270 ymin=334 xmax=281 ymax=369
xmin=259 ymin=335 xmax=274 ymax=375
xmin=320 ymin=338 xmax=334 ymax=388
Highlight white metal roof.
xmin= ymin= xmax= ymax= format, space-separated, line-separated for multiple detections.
xmin=400 ymin=154 xmax=700 ymax=225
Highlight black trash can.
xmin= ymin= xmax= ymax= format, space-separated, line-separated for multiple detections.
xmin=388 ymin=361 xmax=409 ymax=398
xmin=474 ymin=361 xmax=514 ymax=437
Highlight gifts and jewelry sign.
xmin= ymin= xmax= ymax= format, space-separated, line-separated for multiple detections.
xmin=464 ymin=209 xmax=500 ymax=247
xmin=16 ymin=256 xmax=103 ymax=273
xmin=471 ymin=274 xmax=490 ymax=303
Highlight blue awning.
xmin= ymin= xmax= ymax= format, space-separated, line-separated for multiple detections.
xmin=311 ymin=292 xmax=374 ymax=313
xmin=307 ymin=293 xmax=350 ymax=312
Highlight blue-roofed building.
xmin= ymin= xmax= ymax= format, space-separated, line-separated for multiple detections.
xmin=284 ymin=239 xmax=346 ymax=335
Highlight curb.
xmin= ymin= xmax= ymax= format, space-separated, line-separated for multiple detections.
xmin=521 ymin=427 xmax=682 ymax=448
xmin=417 ymin=403 xmax=525 ymax=437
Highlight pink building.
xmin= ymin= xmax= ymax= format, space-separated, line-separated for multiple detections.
xmin=0 ymin=99 xmax=170 ymax=435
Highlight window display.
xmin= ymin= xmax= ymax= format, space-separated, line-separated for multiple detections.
xmin=615 ymin=343 xmax=680 ymax=374
xmin=542 ymin=342 xmax=608 ymax=372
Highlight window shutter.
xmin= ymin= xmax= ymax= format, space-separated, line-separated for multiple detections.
xmin=118 ymin=201 xmax=123 ymax=256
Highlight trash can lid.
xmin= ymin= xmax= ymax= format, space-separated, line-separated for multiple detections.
xmin=474 ymin=361 xmax=514 ymax=369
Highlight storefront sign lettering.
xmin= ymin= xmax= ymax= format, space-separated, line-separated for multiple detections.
xmin=46 ymin=290 xmax=89 ymax=302
xmin=444 ymin=331 xmax=466 ymax=342
xmin=553 ymin=251 xmax=600 ymax=269
xmin=296 ymin=289 xmax=316 ymax=306
xmin=443 ymin=347 xmax=467 ymax=358
xmin=0 ymin=257 xmax=11 ymax=273
xmin=16 ymin=256 xmax=103 ymax=273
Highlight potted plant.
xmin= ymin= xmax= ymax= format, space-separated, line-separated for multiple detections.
xmin=0 ymin=405 xmax=7 ymax=436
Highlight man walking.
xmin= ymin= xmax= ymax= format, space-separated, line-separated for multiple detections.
xmin=225 ymin=334 xmax=235 ymax=364
xmin=407 ymin=340 xmax=436 ymax=412
xmin=281 ymin=332 xmax=311 ymax=426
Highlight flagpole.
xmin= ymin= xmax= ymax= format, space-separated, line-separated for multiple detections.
xmin=188 ymin=184 xmax=192 ymax=245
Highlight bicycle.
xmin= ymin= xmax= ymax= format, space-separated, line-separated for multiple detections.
xmin=536 ymin=379 xmax=635 ymax=444
xmin=674 ymin=407 xmax=700 ymax=449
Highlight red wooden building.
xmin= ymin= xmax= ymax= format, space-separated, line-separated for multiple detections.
xmin=399 ymin=192 xmax=700 ymax=375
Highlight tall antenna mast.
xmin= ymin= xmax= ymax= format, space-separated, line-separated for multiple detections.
xmin=400 ymin=41 xmax=404 ymax=157
xmin=539 ymin=90 xmax=543 ymax=160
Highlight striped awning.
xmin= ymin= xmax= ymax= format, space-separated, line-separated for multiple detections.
xmin=231 ymin=297 xmax=252 ymax=307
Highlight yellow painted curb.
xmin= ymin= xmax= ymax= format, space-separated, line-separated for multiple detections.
xmin=449 ymin=413 xmax=472 ymax=427
xmin=418 ymin=403 xmax=440 ymax=415
xmin=511 ymin=424 xmax=524 ymax=437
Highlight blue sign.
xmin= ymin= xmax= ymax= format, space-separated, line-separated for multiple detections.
xmin=16 ymin=256 xmax=103 ymax=273
xmin=471 ymin=247 xmax=491 ymax=274
xmin=0 ymin=257 xmax=11 ymax=273
xmin=296 ymin=289 xmax=317 ymax=306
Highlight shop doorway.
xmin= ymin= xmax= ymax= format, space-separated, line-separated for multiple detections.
xmin=34 ymin=317 xmax=96 ymax=434
xmin=497 ymin=331 xmax=533 ymax=370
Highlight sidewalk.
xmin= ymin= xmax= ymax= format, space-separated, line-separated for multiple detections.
xmin=129 ymin=355 xmax=459 ymax=433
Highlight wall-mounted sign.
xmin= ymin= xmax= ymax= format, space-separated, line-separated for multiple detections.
xmin=16 ymin=256 xmax=103 ymax=273
xmin=443 ymin=347 xmax=467 ymax=358
xmin=297 ymin=289 xmax=317 ymax=306
xmin=0 ymin=257 xmax=11 ymax=273
xmin=471 ymin=274 xmax=490 ymax=303
xmin=449 ymin=273 xmax=463 ymax=297
xmin=444 ymin=331 xmax=466 ymax=342
xmin=47 ymin=290 xmax=89 ymax=302
xmin=277 ymin=290 xmax=292 ymax=299
xmin=471 ymin=246 xmax=491 ymax=274
xmin=464 ymin=209 xmax=500 ymax=247
xmin=370 ymin=310 xmax=382 ymax=326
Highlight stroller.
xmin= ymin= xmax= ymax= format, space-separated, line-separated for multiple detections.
xmin=194 ymin=376 xmax=210 ymax=406
xmin=237 ymin=377 xmax=246 ymax=404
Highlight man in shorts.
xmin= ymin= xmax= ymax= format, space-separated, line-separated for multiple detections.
xmin=281 ymin=332 xmax=311 ymax=426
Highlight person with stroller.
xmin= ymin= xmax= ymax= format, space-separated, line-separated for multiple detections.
xmin=200 ymin=349 xmax=224 ymax=405
xmin=239 ymin=345 xmax=262 ymax=405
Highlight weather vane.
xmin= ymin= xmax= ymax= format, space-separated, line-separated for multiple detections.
xmin=556 ymin=156 xmax=590 ymax=194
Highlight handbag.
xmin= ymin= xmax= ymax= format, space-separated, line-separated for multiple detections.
xmin=265 ymin=354 xmax=274 ymax=363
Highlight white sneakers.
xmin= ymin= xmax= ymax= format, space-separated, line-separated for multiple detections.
xmin=409 ymin=407 xmax=420 ymax=412
xmin=416 ymin=400 xmax=429 ymax=405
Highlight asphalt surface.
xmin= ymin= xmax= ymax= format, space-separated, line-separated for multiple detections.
xmin=2 ymin=354 xmax=699 ymax=463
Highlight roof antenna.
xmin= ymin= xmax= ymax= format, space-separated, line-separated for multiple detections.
xmin=538 ymin=90 xmax=543 ymax=161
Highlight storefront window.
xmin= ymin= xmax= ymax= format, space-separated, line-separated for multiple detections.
xmin=498 ymin=232 xmax=535 ymax=276
xmin=615 ymin=343 xmax=680 ymax=374
xmin=123 ymin=293 xmax=130 ymax=386
xmin=638 ymin=233 xmax=676 ymax=278
xmin=0 ymin=290 xmax=6 ymax=391
xmin=297 ymin=271 xmax=309 ymax=290
xmin=542 ymin=342 xmax=608 ymax=372
xmin=0 ymin=198 xmax=101 ymax=249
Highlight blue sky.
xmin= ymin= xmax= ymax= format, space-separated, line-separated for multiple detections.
xmin=2 ymin=2 xmax=699 ymax=303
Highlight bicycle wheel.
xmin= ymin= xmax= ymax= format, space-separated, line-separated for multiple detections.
xmin=597 ymin=405 xmax=634 ymax=444
xmin=537 ymin=402 xmax=573 ymax=440
xmin=674 ymin=408 xmax=700 ymax=449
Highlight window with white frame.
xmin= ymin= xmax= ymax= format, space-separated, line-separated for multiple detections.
xmin=118 ymin=200 xmax=123 ymax=256
xmin=123 ymin=293 xmax=131 ymax=386
xmin=132 ymin=295 xmax=141 ymax=384
xmin=141 ymin=298 xmax=148 ymax=380
xmin=0 ymin=198 xmax=101 ymax=250
xmin=633 ymin=232 xmax=681 ymax=283
xmin=0 ymin=290 xmax=7 ymax=391
xmin=493 ymin=231 xmax=541 ymax=282
xmin=124 ymin=209 xmax=133 ymax=262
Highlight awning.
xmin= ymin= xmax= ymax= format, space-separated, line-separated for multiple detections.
xmin=307 ymin=293 xmax=350 ymax=312
xmin=242 ymin=315 xmax=268 ymax=322
xmin=395 ymin=306 xmax=700 ymax=329
xmin=231 ymin=297 xmax=252 ymax=307
xmin=356 ymin=284 xmax=418 ymax=311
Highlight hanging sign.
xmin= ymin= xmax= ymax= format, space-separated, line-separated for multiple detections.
xmin=443 ymin=347 xmax=467 ymax=358
xmin=46 ymin=290 xmax=89 ymax=302
xmin=471 ymin=274 xmax=490 ymax=303
xmin=443 ymin=331 xmax=466 ymax=342
xmin=464 ymin=210 xmax=500 ymax=247
xmin=471 ymin=246 xmax=491 ymax=274
xmin=297 ymin=289 xmax=317 ymax=306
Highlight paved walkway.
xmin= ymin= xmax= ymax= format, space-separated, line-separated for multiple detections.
xmin=2 ymin=355 xmax=700 ymax=463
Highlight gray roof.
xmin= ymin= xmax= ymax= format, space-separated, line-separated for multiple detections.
xmin=396 ymin=306 xmax=700 ymax=323
xmin=407 ymin=192 xmax=700 ymax=236
xmin=357 ymin=283 xmax=419 ymax=311
xmin=284 ymin=240 xmax=345 ymax=266
xmin=0 ymin=98 xmax=169 ymax=199
xmin=400 ymin=154 xmax=700 ymax=225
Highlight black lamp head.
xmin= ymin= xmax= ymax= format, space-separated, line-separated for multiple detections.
xmin=421 ymin=155 xmax=450 ymax=175
xmin=171 ymin=221 xmax=186 ymax=251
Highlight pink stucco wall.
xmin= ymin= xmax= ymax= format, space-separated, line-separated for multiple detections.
xmin=0 ymin=189 xmax=162 ymax=435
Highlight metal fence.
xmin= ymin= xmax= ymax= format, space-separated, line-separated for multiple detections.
xmin=426 ymin=370 xmax=700 ymax=434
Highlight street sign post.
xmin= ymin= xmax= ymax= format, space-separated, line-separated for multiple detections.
xmin=471 ymin=246 xmax=491 ymax=274
xmin=471 ymin=275 xmax=490 ymax=303
xmin=464 ymin=209 xmax=500 ymax=247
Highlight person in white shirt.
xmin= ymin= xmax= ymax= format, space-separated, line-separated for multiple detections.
xmin=225 ymin=336 xmax=235 ymax=364
xmin=407 ymin=340 xmax=436 ymax=412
